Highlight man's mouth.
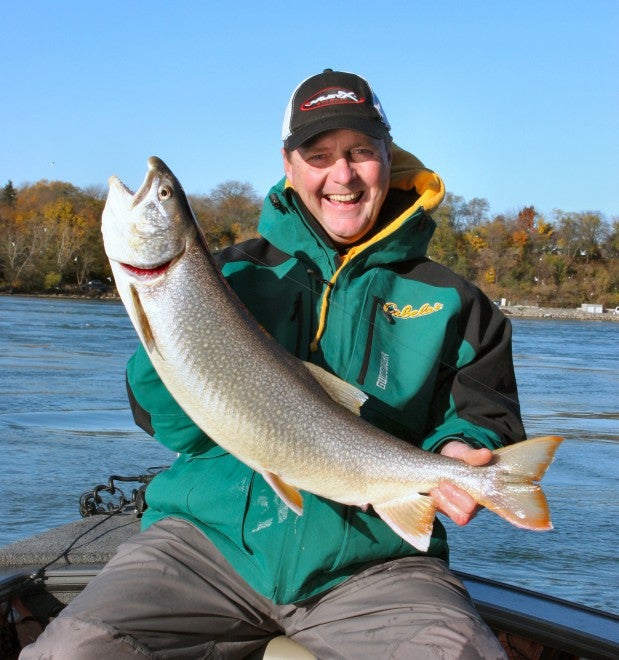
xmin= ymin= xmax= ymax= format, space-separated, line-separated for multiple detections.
xmin=324 ymin=192 xmax=364 ymax=204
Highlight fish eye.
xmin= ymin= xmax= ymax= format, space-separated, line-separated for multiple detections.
xmin=158 ymin=184 xmax=173 ymax=200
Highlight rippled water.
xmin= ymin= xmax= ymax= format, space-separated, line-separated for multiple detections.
xmin=448 ymin=317 xmax=619 ymax=614
xmin=0 ymin=296 xmax=617 ymax=614
xmin=0 ymin=296 xmax=175 ymax=546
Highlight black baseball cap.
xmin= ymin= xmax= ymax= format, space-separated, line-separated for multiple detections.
xmin=282 ymin=69 xmax=391 ymax=151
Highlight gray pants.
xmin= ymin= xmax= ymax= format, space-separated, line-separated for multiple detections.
xmin=21 ymin=518 xmax=506 ymax=659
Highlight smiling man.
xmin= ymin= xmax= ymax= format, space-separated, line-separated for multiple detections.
xmin=283 ymin=129 xmax=392 ymax=246
xmin=24 ymin=70 xmax=521 ymax=659
xmin=282 ymin=70 xmax=393 ymax=249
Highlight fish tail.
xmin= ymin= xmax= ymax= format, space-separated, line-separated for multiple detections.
xmin=478 ymin=435 xmax=563 ymax=530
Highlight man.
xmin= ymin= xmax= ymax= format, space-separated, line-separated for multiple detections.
xmin=24 ymin=69 xmax=522 ymax=658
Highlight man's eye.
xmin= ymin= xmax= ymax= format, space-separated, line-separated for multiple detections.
xmin=351 ymin=148 xmax=375 ymax=161
xmin=306 ymin=154 xmax=331 ymax=166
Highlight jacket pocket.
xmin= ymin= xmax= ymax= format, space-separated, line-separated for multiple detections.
xmin=182 ymin=452 xmax=255 ymax=552
xmin=329 ymin=506 xmax=409 ymax=574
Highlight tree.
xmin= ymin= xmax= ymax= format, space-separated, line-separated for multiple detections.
xmin=1 ymin=180 xmax=17 ymax=207
xmin=603 ymin=219 xmax=619 ymax=259
xmin=439 ymin=192 xmax=469 ymax=230
xmin=429 ymin=197 xmax=467 ymax=274
xmin=41 ymin=198 xmax=85 ymax=274
xmin=0 ymin=204 xmax=43 ymax=290
xmin=461 ymin=197 xmax=489 ymax=228
xmin=554 ymin=210 xmax=606 ymax=263
xmin=210 ymin=180 xmax=261 ymax=236
xmin=475 ymin=215 xmax=516 ymax=290
xmin=77 ymin=195 xmax=108 ymax=283
xmin=576 ymin=212 xmax=606 ymax=262
xmin=191 ymin=180 xmax=261 ymax=249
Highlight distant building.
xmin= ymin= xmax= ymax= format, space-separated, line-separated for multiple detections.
xmin=581 ymin=303 xmax=603 ymax=314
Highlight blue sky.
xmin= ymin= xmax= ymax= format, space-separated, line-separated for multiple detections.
xmin=2 ymin=1 xmax=617 ymax=220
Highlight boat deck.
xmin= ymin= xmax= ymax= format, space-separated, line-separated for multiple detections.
xmin=1 ymin=513 xmax=618 ymax=659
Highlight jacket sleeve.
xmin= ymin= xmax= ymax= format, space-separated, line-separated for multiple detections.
xmin=126 ymin=343 xmax=215 ymax=455
xmin=420 ymin=288 xmax=525 ymax=453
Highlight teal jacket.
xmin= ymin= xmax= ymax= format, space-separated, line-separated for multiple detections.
xmin=126 ymin=146 xmax=525 ymax=604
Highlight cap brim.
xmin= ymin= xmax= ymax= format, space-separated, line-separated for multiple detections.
xmin=284 ymin=116 xmax=390 ymax=151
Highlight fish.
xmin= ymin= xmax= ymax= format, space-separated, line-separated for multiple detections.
xmin=101 ymin=156 xmax=563 ymax=552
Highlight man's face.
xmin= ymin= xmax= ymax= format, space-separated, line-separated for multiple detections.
xmin=283 ymin=129 xmax=392 ymax=247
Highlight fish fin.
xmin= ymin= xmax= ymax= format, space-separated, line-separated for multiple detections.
xmin=262 ymin=471 xmax=304 ymax=516
xmin=373 ymin=493 xmax=436 ymax=552
xmin=129 ymin=284 xmax=157 ymax=354
xmin=303 ymin=362 xmax=368 ymax=415
xmin=480 ymin=435 xmax=564 ymax=531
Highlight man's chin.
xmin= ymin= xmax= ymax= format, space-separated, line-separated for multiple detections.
xmin=325 ymin=223 xmax=374 ymax=246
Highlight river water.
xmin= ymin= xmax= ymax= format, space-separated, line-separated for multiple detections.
xmin=0 ymin=295 xmax=617 ymax=614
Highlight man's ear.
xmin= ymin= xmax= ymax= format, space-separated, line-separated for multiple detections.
xmin=282 ymin=147 xmax=294 ymax=184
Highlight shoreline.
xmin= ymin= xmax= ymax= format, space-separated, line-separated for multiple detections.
xmin=501 ymin=305 xmax=619 ymax=322
xmin=2 ymin=292 xmax=618 ymax=322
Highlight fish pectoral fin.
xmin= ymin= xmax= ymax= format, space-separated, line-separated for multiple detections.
xmin=262 ymin=471 xmax=304 ymax=516
xmin=303 ymin=361 xmax=368 ymax=416
xmin=373 ymin=493 xmax=436 ymax=553
xmin=130 ymin=284 xmax=158 ymax=354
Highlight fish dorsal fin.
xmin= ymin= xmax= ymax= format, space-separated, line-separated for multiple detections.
xmin=303 ymin=362 xmax=368 ymax=416
xmin=262 ymin=471 xmax=304 ymax=516
xmin=373 ymin=493 xmax=436 ymax=552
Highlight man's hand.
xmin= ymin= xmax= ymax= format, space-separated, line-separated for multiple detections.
xmin=430 ymin=441 xmax=494 ymax=526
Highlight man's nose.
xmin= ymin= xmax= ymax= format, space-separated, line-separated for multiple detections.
xmin=331 ymin=157 xmax=356 ymax=184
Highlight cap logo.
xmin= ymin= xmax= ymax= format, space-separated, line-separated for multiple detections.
xmin=301 ymin=86 xmax=364 ymax=112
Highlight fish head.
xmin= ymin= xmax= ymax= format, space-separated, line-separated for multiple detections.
xmin=102 ymin=156 xmax=198 ymax=280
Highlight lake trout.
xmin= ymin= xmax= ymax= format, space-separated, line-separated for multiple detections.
xmin=101 ymin=156 xmax=562 ymax=552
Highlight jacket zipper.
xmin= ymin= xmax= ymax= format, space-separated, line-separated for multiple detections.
xmin=289 ymin=291 xmax=304 ymax=359
xmin=357 ymin=296 xmax=394 ymax=385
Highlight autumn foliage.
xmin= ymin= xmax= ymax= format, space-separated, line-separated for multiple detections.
xmin=0 ymin=179 xmax=261 ymax=294
xmin=421 ymin=194 xmax=617 ymax=307
xmin=1 ymin=180 xmax=617 ymax=307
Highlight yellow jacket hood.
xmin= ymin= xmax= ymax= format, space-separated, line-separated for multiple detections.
xmin=389 ymin=143 xmax=445 ymax=216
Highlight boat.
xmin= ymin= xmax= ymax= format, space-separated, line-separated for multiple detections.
xmin=1 ymin=472 xmax=618 ymax=659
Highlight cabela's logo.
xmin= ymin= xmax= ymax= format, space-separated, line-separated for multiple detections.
xmin=383 ymin=301 xmax=444 ymax=319
xmin=301 ymin=87 xmax=364 ymax=111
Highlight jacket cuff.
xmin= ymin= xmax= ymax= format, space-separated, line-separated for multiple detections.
xmin=421 ymin=431 xmax=498 ymax=454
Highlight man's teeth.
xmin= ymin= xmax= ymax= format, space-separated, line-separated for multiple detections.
xmin=326 ymin=192 xmax=361 ymax=202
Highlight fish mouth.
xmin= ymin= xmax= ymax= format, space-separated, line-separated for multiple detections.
xmin=116 ymin=239 xmax=186 ymax=281
xmin=119 ymin=257 xmax=176 ymax=280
